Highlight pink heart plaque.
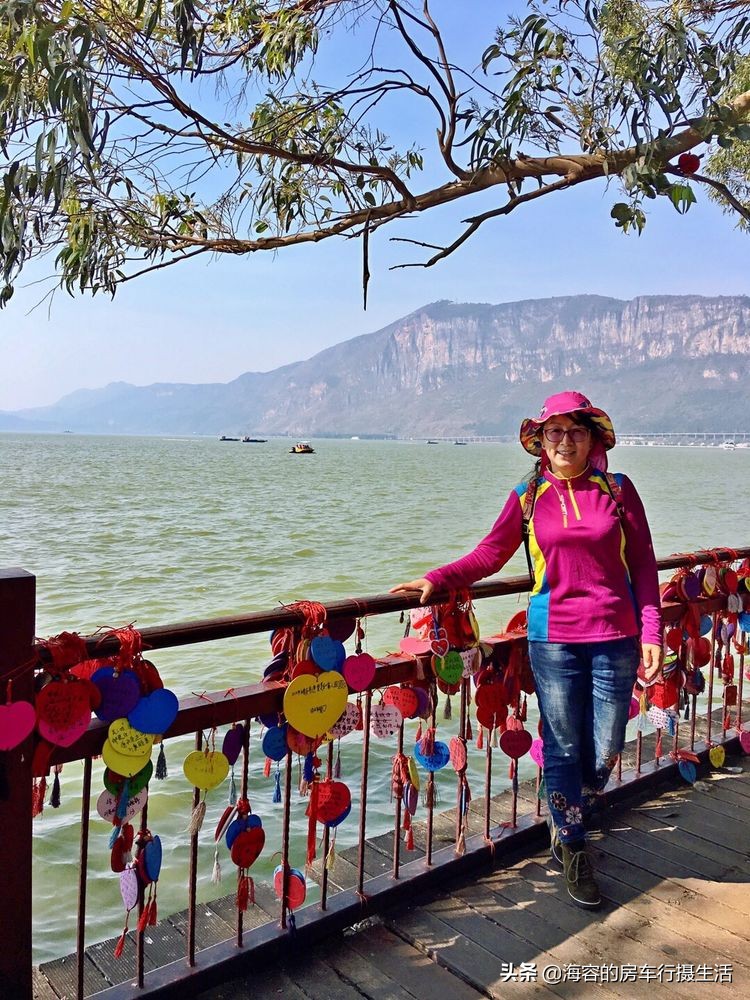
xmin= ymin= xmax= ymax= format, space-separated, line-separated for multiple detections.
xmin=329 ymin=702 xmax=360 ymax=739
xmin=0 ymin=701 xmax=37 ymax=750
xmin=399 ymin=636 xmax=432 ymax=656
xmin=120 ymin=867 xmax=139 ymax=912
xmin=370 ymin=703 xmax=402 ymax=738
xmin=342 ymin=653 xmax=377 ymax=692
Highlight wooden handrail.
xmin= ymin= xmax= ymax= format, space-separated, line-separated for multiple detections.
xmin=3 ymin=547 xmax=749 ymax=999
xmin=31 ymin=546 xmax=750 ymax=661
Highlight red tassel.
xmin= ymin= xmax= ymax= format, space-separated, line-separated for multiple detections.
xmin=121 ymin=823 xmax=134 ymax=853
xmin=403 ymin=810 xmax=411 ymax=832
xmin=477 ymin=727 xmax=484 ymax=750
xmin=32 ymin=776 xmax=47 ymax=818
xmin=148 ymin=897 xmax=157 ymax=926
xmin=655 ymin=730 xmax=663 ymax=758
xmin=248 ymin=877 xmax=255 ymax=906
xmin=237 ymin=873 xmax=249 ymax=911
xmin=465 ymin=717 xmax=473 ymax=741
xmin=113 ymin=930 xmax=127 ymax=959
xmin=263 ymin=756 xmax=272 ymax=778
xmin=406 ymin=826 xmax=414 ymax=851
xmin=306 ymin=780 xmax=319 ymax=866
xmin=419 ymin=727 xmax=435 ymax=757
xmin=415 ymin=721 xmax=423 ymax=743
xmin=509 ymin=760 xmax=514 ymax=780
xmin=136 ymin=906 xmax=150 ymax=934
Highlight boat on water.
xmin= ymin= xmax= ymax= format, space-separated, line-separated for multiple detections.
xmin=722 ymin=441 xmax=736 ymax=450
xmin=219 ymin=435 xmax=240 ymax=441
xmin=289 ymin=441 xmax=315 ymax=454
xmin=427 ymin=440 xmax=439 ymax=445
xmin=454 ymin=440 xmax=468 ymax=446
xmin=242 ymin=436 xmax=267 ymax=443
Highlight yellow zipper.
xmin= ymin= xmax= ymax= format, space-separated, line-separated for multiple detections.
xmin=567 ymin=478 xmax=582 ymax=521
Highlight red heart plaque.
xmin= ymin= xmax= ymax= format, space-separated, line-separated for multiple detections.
xmin=36 ymin=680 xmax=92 ymax=747
xmin=314 ymin=780 xmax=351 ymax=825
xmin=230 ymin=826 xmax=266 ymax=868
xmin=383 ymin=685 xmax=419 ymax=719
xmin=499 ymin=728 xmax=532 ymax=760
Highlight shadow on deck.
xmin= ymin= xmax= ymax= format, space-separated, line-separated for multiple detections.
xmin=35 ymin=745 xmax=750 ymax=999
xmin=197 ymin=758 xmax=750 ymax=999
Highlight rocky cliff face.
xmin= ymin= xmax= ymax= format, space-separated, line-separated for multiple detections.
xmin=14 ymin=295 xmax=750 ymax=436
xmin=348 ymin=295 xmax=750 ymax=392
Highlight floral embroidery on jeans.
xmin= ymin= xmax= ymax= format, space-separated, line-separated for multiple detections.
xmin=550 ymin=791 xmax=567 ymax=811
xmin=565 ymin=805 xmax=583 ymax=825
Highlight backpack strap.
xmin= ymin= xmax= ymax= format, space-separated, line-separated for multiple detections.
xmin=521 ymin=476 xmax=540 ymax=584
xmin=603 ymin=471 xmax=626 ymax=522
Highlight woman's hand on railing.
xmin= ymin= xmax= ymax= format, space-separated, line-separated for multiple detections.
xmin=642 ymin=642 xmax=663 ymax=682
xmin=389 ymin=578 xmax=435 ymax=605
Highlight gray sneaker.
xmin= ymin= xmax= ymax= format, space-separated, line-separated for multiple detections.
xmin=562 ymin=841 xmax=601 ymax=909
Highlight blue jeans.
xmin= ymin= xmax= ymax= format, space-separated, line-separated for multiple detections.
xmin=529 ymin=638 xmax=640 ymax=844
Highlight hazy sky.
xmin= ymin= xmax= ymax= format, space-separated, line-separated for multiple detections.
xmin=2 ymin=2 xmax=748 ymax=412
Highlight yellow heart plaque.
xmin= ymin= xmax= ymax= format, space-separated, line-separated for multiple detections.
xmin=408 ymin=754 xmax=420 ymax=792
xmin=709 ymin=745 xmax=726 ymax=768
xmin=102 ymin=738 xmax=152 ymax=778
xmin=283 ymin=672 xmax=348 ymax=739
xmin=108 ymin=718 xmax=154 ymax=758
xmin=183 ymin=749 xmax=230 ymax=790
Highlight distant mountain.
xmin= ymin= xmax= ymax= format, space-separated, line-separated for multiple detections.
xmin=10 ymin=294 xmax=750 ymax=436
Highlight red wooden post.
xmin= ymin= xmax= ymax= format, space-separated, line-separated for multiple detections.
xmin=0 ymin=569 xmax=36 ymax=1000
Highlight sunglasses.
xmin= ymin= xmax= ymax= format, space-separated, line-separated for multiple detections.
xmin=543 ymin=426 xmax=590 ymax=444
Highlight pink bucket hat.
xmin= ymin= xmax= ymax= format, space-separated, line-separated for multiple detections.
xmin=519 ymin=391 xmax=616 ymax=464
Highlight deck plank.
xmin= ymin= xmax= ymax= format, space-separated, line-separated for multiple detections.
xmin=604 ymin=819 xmax=736 ymax=881
xmin=46 ymin=945 xmax=137 ymax=995
xmin=596 ymin=870 xmax=750 ymax=979
xmin=205 ymin=880 xmax=278 ymax=932
xmin=318 ymin=935 xmax=420 ymax=1000
xmin=593 ymin=838 xmax=750 ymax=941
xmin=167 ymin=903 xmax=235 ymax=950
xmin=280 ymin=952 xmax=372 ymax=1000
xmin=452 ymin=873 xmax=714 ymax=1000
xmin=33 ymin=967 xmax=63 ymax=1000
xmin=706 ymin=769 xmax=750 ymax=800
xmin=627 ymin=793 xmax=750 ymax=857
xmin=623 ymin=804 xmax=750 ymax=873
xmin=344 ymin=922 xmax=484 ymax=1000
xmin=384 ymin=903 xmax=556 ymax=999
xmin=446 ymin=879 xmax=641 ymax=1000
xmin=591 ymin=826 xmax=750 ymax=916
xmin=196 ymin=962 xmax=313 ymax=999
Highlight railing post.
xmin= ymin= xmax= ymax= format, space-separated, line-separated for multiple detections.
xmin=0 ymin=568 xmax=36 ymax=1000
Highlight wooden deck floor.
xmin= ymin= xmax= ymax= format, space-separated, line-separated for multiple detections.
xmin=194 ymin=756 xmax=750 ymax=1000
xmin=35 ymin=730 xmax=749 ymax=1000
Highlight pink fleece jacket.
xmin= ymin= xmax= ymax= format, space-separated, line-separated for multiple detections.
xmin=425 ymin=466 xmax=662 ymax=646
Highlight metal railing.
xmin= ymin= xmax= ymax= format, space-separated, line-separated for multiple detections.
xmin=1 ymin=547 xmax=749 ymax=999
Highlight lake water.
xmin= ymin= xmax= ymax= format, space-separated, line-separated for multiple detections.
xmin=3 ymin=433 xmax=749 ymax=962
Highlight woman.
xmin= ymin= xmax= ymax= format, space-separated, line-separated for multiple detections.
xmin=391 ymin=391 xmax=663 ymax=909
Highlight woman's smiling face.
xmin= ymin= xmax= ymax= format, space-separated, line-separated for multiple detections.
xmin=542 ymin=414 xmax=593 ymax=479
